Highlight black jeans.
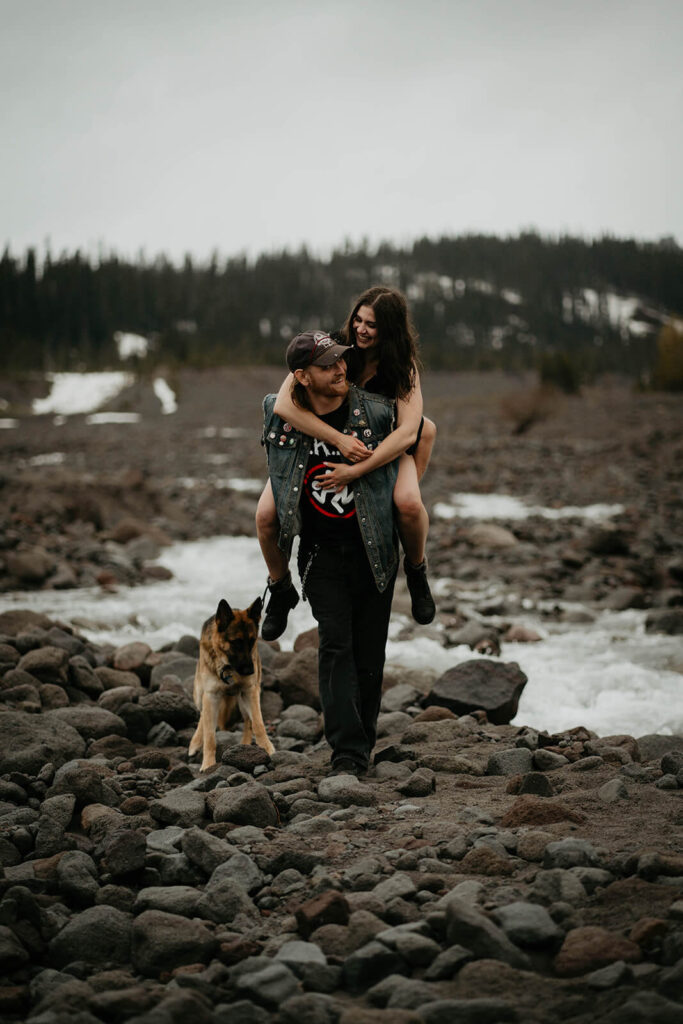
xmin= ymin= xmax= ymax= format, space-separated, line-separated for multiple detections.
xmin=299 ymin=540 xmax=397 ymax=769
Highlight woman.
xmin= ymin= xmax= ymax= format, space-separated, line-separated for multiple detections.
xmin=256 ymin=285 xmax=436 ymax=638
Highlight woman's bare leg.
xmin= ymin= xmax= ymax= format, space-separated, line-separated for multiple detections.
xmin=255 ymin=479 xmax=288 ymax=582
xmin=394 ymin=453 xmax=429 ymax=566
xmin=394 ymin=446 xmax=436 ymax=624
xmin=413 ymin=416 xmax=436 ymax=481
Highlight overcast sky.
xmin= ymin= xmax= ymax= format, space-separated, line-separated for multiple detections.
xmin=2 ymin=0 xmax=682 ymax=264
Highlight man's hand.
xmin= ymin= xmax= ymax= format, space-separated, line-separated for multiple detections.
xmin=335 ymin=434 xmax=371 ymax=462
xmin=316 ymin=462 xmax=359 ymax=492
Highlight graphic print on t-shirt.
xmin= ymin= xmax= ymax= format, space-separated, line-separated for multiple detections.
xmin=303 ymin=438 xmax=355 ymax=520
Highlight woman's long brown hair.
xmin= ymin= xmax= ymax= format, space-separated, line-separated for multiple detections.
xmin=341 ymin=286 xmax=421 ymax=400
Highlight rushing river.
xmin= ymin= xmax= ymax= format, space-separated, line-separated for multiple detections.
xmin=2 ymin=534 xmax=681 ymax=739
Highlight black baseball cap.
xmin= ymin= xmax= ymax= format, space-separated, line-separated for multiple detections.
xmin=286 ymin=330 xmax=352 ymax=372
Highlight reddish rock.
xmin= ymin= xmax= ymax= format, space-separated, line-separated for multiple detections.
xmin=275 ymin=647 xmax=321 ymax=709
xmin=459 ymin=846 xmax=515 ymax=876
xmin=113 ymin=642 xmax=152 ymax=673
xmin=504 ymin=624 xmax=542 ymax=643
xmin=413 ymin=706 xmax=457 ymax=722
xmin=629 ymin=917 xmax=668 ymax=951
xmin=293 ymin=627 xmax=319 ymax=652
xmin=554 ymin=925 xmax=641 ymax=977
xmin=500 ymin=795 xmax=585 ymax=827
xmin=295 ymin=889 xmax=350 ymax=938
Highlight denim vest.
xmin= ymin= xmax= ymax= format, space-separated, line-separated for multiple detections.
xmin=262 ymin=384 xmax=398 ymax=592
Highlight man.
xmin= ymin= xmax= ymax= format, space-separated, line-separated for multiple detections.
xmin=262 ymin=330 xmax=399 ymax=777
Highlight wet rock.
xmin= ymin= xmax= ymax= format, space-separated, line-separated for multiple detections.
xmin=445 ymin=897 xmax=530 ymax=968
xmin=234 ymin=960 xmax=300 ymax=1007
xmin=295 ymin=890 xmax=350 ymax=938
xmin=5 ymin=545 xmax=55 ymax=583
xmin=381 ymin=683 xmax=422 ymax=712
xmin=113 ymin=640 xmax=153 ymax=673
xmin=366 ymin=972 xmax=437 ymax=1009
xmin=532 ymin=868 xmax=588 ymax=905
xmin=491 ymin=901 xmax=563 ymax=948
xmin=67 ymin=655 xmax=104 ymax=697
xmin=487 ymin=748 xmax=533 ymax=776
xmin=598 ymin=778 xmax=629 ymax=802
xmin=341 ymin=939 xmax=405 ymax=993
xmin=138 ymin=690 xmax=198 ymax=727
xmin=397 ymin=767 xmax=436 ymax=797
xmin=209 ymin=852 xmax=264 ymax=895
xmin=211 ymin=782 xmax=278 ymax=827
xmin=131 ymin=909 xmax=217 ymax=976
xmin=275 ymin=648 xmax=321 ymax=709
xmin=55 ymin=851 xmax=100 ymax=906
xmin=180 ymin=825 xmax=235 ymax=875
xmin=554 ymin=925 xmax=642 ymax=976
xmin=461 ymin=523 xmax=518 ymax=549
xmin=45 ymin=705 xmax=127 ymax=740
xmin=35 ymin=794 xmax=76 ymax=856
xmin=422 ymin=997 xmax=518 ymax=1023
xmin=149 ymin=654 xmax=197 ymax=690
xmin=17 ymin=645 xmax=69 ymax=684
xmin=645 ymin=608 xmax=683 ymax=635
xmin=222 ymin=745 xmax=273 ymax=771
xmin=48 ymin=905 xmax=133 ymax=967
xmin=150 ymin=789 xmax=207 ymax=828
xmin=318 ymin=775 xmax=377 ymax=808
xmin=101 ymin=829 xmax=147 ymax=878
xmin=95 ymin=665 xmax=142 ymax=691
xmin=134 ymin=885 xmax=202 ymax=917
xmin=543 ymin=838 xmax=602 ymax=869
xmin=0 ymin=709 xmax=85 ymax=773
xmin=425 ymin=660 xmax=527 ymax=725
xmin=0 ymin=925 xmax=30 ymax=971
xmin=48 ymin=761 xmax=110 ymax=807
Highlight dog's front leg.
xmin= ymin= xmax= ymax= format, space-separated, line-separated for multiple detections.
xmin=188 ymin=706 xmax=204 ymax=758
xmin=247 ymin=691 xmax=275 ymax=756
xmin=200 ymin=691 xmax=221 ymax=771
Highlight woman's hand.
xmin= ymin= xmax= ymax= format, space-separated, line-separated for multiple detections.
xmin=335 ymin=433 xmax=371 ymax=462
xmin=316 ymin=461 xmax=359 ymax=492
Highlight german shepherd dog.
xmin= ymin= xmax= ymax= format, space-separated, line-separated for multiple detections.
xmin=188 ymin=597 xmax=275 ymax=771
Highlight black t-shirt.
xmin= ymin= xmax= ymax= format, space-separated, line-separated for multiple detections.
xmin=299 ymin=401 xmax=363 ymax=547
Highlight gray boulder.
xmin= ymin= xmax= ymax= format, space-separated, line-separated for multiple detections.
xmin=424 ymin=660 xmax=527 ymax=725
xmin=132 ymin=909 xmax=217 ymax=976
xmin=49 ymin=905 xmax=133 ymax=967
xmin=445 ymin=897 xmax=530 ymax=968
xmin=0 ymin=710 xmax=85 ymax=774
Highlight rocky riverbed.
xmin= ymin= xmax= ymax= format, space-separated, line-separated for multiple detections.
xmin=0 ymin=605 xmax=682 ymax=1024
xmin=1 ymin=369 xmax=682 ymax=613
xmin=1 ymin=369 xmax=682 ymax=1022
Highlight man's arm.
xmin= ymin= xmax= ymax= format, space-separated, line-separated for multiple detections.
xmin=316 ymin=377 xmax=424 ymax=492
xmin=273 ymin=373 xmax=371 ymax=462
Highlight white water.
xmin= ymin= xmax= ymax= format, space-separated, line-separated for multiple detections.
xmin=2 ymin=536 xmax=681 ymax=739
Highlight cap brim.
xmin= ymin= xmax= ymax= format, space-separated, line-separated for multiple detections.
xmin=312 ymin=344 xmax=352 ymax=366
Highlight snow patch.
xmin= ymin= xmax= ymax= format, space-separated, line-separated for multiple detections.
xmin=86 ymin=412 xmax=141 ymax=425
xmin=32 ymin=372 xmax=134 ymax=416
xmin=434 ymin=492 xmax=624 ymax=522
xmin=153 ymin=378 xmax=177 ymax=414
xmin=114 ymin=331 xmax=149 ymax=359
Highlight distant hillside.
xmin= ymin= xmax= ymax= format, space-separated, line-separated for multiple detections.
xmin=1 ymin=233 xmax=681 ymax=379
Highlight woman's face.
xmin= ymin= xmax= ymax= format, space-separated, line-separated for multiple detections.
xmin=352 ymin=305 xmax=379 ymax=350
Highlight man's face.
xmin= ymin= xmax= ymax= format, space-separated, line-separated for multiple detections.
xmin=300 ymin=357 xmax=349 ymax=399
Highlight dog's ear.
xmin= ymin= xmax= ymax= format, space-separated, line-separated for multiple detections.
xmin=247 ymin=596 xmax=263 ymax=624
xmin=216 ymin=599 xmax=234 ymax=632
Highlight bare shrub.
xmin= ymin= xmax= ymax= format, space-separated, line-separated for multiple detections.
xmin=499 ymin=385 xmax=557 ymax=435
